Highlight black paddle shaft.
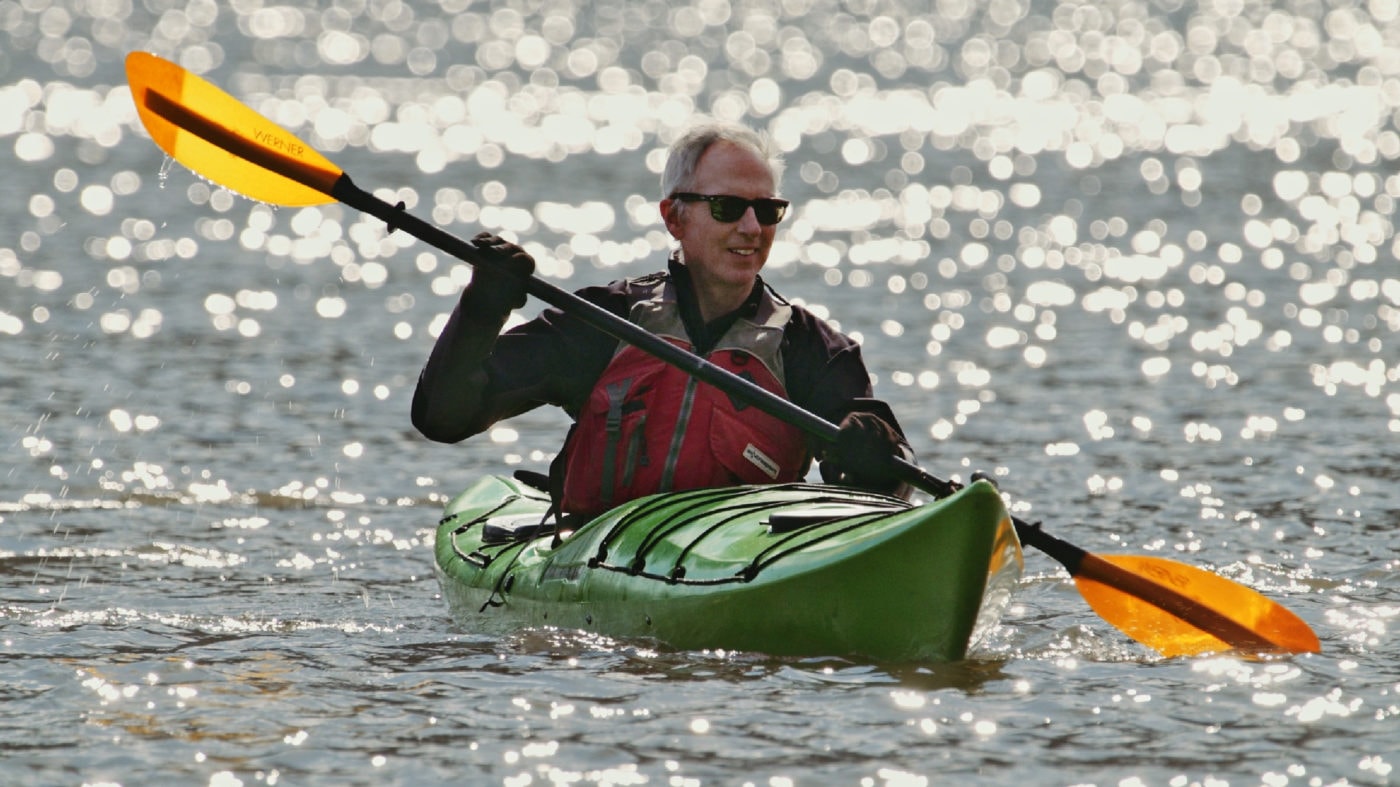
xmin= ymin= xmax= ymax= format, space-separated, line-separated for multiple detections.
xmin=338 ymin=175 xmax=1284 ymax=652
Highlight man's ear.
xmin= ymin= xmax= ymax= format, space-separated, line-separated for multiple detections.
xmin=660 ymin=198 xmax=682 ymax=238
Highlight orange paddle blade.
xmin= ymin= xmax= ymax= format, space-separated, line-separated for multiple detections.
xmin=1074 ymin=554 xmax=1321 ymax=657
xmin=124 ymin=51 xmax=341 ymax=206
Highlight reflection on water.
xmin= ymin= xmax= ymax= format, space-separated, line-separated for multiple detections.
xmin=2 ymin=0 xmax=1398 ymax=784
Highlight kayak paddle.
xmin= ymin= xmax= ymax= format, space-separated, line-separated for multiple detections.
xmin=123 ymin=51 xmax=1320 ymax=658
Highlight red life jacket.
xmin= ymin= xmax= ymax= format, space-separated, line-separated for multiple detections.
xmin=559 ymin=280 xmax=808 ymax=517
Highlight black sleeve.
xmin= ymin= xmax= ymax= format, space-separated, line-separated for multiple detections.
xmin=781 ymin=306 xmax=915 ymax=497
xmin=782 ymin=307 xmax=907 ymax=436
xmin=411 ymin=283 xmax=628 ymax=443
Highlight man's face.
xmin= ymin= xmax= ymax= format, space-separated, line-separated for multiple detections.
xmin=661 ymin=141 xmax=778 ymax=299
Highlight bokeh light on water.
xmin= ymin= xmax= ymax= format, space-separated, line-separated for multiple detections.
xmin=6 ymin=0 xmax=1396 ymax=425
xmin=2 ymin=0 xmax=1399 ymax=785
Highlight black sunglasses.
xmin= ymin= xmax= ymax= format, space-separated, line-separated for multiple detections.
xmin=671 ymin=193 xmax=789 ymax=225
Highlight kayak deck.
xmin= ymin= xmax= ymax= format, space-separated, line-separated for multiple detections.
xmin=434 ymin=476 xmax=1022 ymax=662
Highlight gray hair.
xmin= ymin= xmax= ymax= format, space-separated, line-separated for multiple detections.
xmin=660 ymin=121 xmax=784 ymax=199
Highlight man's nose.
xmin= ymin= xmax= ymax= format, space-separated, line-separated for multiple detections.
xmin=736 ymin=205 xmax=762 ymax=232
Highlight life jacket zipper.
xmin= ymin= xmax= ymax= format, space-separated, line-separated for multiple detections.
xmin=659 ymin=375 xmax=699 ymax=492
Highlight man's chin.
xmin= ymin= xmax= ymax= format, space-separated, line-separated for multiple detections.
xmin=724 ymin=252 xmax=768 ymax=272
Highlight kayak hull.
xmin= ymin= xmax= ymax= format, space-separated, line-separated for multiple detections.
xmin=433 ymin=476 xmax=1022 ymax=662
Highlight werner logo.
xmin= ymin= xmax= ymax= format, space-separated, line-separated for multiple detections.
xmin=253 ymin=128 xmax=306 ymax=158
xmin=1140 ymin=560 xmax=1191 ymax=590
xmin=743 ymin=444 xmax=781 ymax=480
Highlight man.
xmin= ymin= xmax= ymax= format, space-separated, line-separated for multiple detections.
xmin=412 ymin=121 xmax=911 ymax=517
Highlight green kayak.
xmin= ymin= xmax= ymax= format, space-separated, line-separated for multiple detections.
xmin=433 ymin=475 xmax=1023 ymax=662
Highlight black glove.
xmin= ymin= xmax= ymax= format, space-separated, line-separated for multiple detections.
xmin=461 ymin=232 xmax=534 ymax=320
xmin=821 ymin=411 xmax=905 ymax=489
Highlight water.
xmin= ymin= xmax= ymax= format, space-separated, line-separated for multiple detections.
xmin=3 ymin=0 xmax=1398 ymax=784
